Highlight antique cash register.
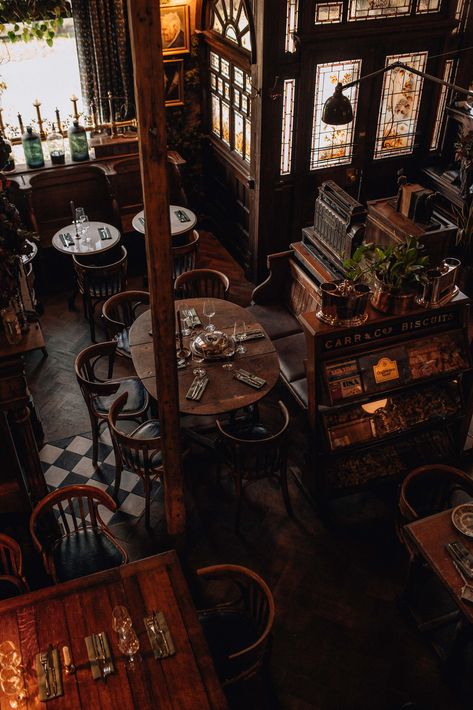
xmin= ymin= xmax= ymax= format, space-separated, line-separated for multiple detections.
xmin=292 ymin=181 xmax=366 ymax=286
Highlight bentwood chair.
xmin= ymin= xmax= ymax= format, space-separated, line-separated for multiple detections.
xmin=196 ymin=564 xmax=275 ymax=687
xmin=216 ymin=401 xmax=292 ymax=532
xmin=73 ymin=245 xmax=128 ymax=342
xmin=108 ymin=392 xmax=163 ymax=529
xmin=172 ymin=230 xmax=200 ymax=280
xmin=30 ymin=485 xmax=128 ymax=583
xmin=0 ymin=534 xmax=29 ymax=599
xmin=174 ymin=268 xmax=230 ymax=300
xmin=102 ymin=290 xmax=150 ymax=357
xmin=75 ymin=341 xmax=149 ymax=468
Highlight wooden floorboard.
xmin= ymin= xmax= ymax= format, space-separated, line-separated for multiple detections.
xmin=22 ymin=232 xmax=466 ymax=710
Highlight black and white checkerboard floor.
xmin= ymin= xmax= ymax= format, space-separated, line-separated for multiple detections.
xmin=39 ymin=430 xmax=161 ymax=526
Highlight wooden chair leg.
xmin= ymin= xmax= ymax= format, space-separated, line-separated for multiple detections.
xmin=88 ymin=300 xmax=96 ymax=343
xmin=280 ymin=464 xmax=293 ymax=518
xmin=144 ymin=476 xmax=151 ymax=530
xmin=113 ymin=462 xmax=123 ymax=500
xmin=91 ymin=419 xmax=100 ymax=467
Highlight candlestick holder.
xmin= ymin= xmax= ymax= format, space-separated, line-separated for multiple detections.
xmin=32 ymin=99 xmax=46 ymax=141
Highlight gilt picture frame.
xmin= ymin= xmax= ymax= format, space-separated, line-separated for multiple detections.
xmin=164 ymin=58 xmax=185 ymax=107
xmin=161 ymin=4 xmax=191 ymax=55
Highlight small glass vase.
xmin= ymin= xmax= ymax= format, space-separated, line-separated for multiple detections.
xmin=1 ymin=305 xmax=22 ymax=345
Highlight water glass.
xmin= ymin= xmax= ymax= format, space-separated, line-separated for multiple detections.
xmin=233 ymin=320 xmax=247 ymax=354
xmin=0 ymin=666 xmax=26 ymax=708
xmin=203 ymin=300 xmax=216 ymax=332
xmin=73 ymin=207 xmax=85 ymax=240
xmin=117 ymin=627 xmax=140 ymax=664
xmin=180 ymin=303 xmax=192 ymax=336
xmin=112 ymin=605 xmax=132 ymax=633
xmin=0 ymin=641 xmax=20 ymax=669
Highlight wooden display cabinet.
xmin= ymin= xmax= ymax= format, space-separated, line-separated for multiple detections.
xmin=300 ymin=293 xmax=473 ymax=504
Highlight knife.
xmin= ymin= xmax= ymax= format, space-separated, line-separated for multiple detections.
xmin=193 ymin=377 xmax=208 ymax=400
xmin=236 ymin=368 xmax=265 ymax=383
xmin=92 ymin=634 xmax=105 ymax=678
xmin=153 ymin=611 xmax=170 ymax=657
xmin=48 ymin=644 xmax=57 ymax=696
xmin=40 ymin=651 xmax=51 ymax=697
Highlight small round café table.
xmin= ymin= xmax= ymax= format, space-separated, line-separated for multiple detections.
xmin=132 ymin=205 xmax=197 ymax=244
xmin=52 ymin=221 xmax=121 ymax=256
xmin=129 ymin=298 xmax=280 ymax=416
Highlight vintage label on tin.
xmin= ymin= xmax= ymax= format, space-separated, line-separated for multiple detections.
xmin=373 ymin=357 xmax=399 ymax=384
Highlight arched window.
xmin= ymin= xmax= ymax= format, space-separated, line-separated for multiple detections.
xmin=210 ymin=0 xmax=253 ymax=51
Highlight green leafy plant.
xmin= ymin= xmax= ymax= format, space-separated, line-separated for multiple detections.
xmin=344 ymin=236 xmax=429 ymax=291
xmin=0 ymin=1 xmax=71 ymax=46
xmin=454 ymin=201 xmax=473 ymax=257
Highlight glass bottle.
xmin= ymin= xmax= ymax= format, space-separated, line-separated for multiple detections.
xmin=21 ymin=126 xmax=44 ymax=168
xmin=1 ymin=304 xmax=22 ymax=345
xmin=68 ymin=120 xmax=89 ymax=162
xmin=46 ymin=122 xmax=65 ymax=165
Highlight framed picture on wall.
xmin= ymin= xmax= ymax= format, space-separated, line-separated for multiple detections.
xmin=161 ymin=4 xmax=191 ymax=55
xmin=164 ymin=58 xmax=185 ymax=107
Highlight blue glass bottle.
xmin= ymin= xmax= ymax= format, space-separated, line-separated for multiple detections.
xmin=68 ymin=120 xmax=89 ymax=162
xmin=22 ymin=126 xmax=44 ymax=168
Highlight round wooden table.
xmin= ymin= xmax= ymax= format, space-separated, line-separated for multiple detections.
xmin=51 ymin=221 xmax=120 ymax=256
xmin=132 ymin=205 xmax=197 ymax=238
xmin=129 ymin=298 xmax=280 ymax=416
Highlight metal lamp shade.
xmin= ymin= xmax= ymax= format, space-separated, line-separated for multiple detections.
xmin=322 ymin=84 xmax=354 ymax=126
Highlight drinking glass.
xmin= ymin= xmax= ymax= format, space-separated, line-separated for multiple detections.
xmin=203 ymin=300 xmax=216 ymax=332
xmin=0 ymin=667 xmax=26 ymax=708
xmin=233 ymin=320 xmax=247 ymax=354
xmin=117 ymin=627 xmax=140 ymax=664
xmin=80 ymin=216 xmax=90 ymax=242
xmin=0 ymin=642 xmax=20 ymax=669
xmin=73 ymin=207 xmax=85 ymax=240
xmin=180 ymin=303 xmax=192 ymax=337
xmin=112 ymin=605 xmax=132 ymax=633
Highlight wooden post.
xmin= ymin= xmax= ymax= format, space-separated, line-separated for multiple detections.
xmin=127 ymin=1 xmax=185 ymax=536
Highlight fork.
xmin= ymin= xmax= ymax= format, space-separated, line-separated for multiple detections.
xmin=97 ymin=633 xmax=112 ymax=677
xmin=40 ymin=652 xmax=51 ymax=697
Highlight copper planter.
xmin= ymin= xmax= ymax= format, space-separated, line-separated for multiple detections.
xmin=370 ymin=278 xmax=417 ymax=315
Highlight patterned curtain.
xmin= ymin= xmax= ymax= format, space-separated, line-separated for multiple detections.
xmin=72 ymin=0 xmax=134 ymax=122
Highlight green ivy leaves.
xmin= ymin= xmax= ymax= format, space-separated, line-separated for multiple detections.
xmin=0 ymin=1 xmax=70 ymax=46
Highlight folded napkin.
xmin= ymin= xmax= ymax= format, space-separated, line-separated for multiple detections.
xmin=183 ymin=307 xmax=201 ymax=327
xmin=234 ymin=369 xmax=266 ymax=389
xmin=144 ymin=611 xmax=176 ymax=660
xmin=59 ymin=233 xmax=73 ymax=247
xmin=36 ymin=647 xmax=63 ymax=700
xmin=98 ymin=227 xmax=112 ymax=240
xmin=174 ymin=209 xmax=191 ymax=223
xmin=85 ymin=632 xmax=114 ymax=680
xmin=186 ymin=375 xmax=209 ymax=400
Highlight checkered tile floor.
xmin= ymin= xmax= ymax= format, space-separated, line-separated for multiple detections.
xmin=39 ymin=430 xmax=161 ymax=527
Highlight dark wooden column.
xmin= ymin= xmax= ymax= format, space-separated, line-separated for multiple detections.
xmin=127 ymin=1 xmax=185 ymax=536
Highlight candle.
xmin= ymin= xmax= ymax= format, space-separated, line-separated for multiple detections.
xmin=62 ymin=645 xmax=71 ymax=667
xmin=70 ymin=94 xmax=78 ymax=101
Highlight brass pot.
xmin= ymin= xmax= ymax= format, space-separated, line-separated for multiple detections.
xmin=370 ymin=277 xmax=417 ymax=315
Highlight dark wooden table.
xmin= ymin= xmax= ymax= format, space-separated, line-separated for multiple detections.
xmin=404 ymin=509 xmax=473 ymax=625
xmin=129 ymin=298 xmax=280 ymax=416
xmin=0 ymin=551 xmax=227 ymax=709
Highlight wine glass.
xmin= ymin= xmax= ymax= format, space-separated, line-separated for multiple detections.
xmin=80 ymin=216 xmax=90 ymax=243
xmin=233 ymin=320 xmax=247 ymax=354
xmin=117 ymin=627 xmax=140 ymax=665
xmin=203 ymin=300 xmax=216 ymax=332
xmin=180 ymin=303 xmax=192 ymax=337
xmin=0 ymin=667 xmax=26 ymax=708
xmin=74 ymin=207 xmax=85 ymax=240
xmin=112 ymin=605 xmax=132 ymax=633
xmin=0 ymin=642 xmax=21 ymax=669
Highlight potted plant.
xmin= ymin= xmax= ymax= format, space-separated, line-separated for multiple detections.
xmin=344 ymin=236 xmax=429 ymax=315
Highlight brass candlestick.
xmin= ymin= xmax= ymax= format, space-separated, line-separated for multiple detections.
xmin=0 ymin=108 xmax=4 ymax=135
xmin=90 ymin=100 xmax=98 ymax=132
xmin=17 ymin=113 xmax=24 ymax=134
xmin=70 ymin=94 xmax=79 ymax=121
xmin=55 ymin=107 xmax=63 ymax=134
xmin=32 ymin=98 xmax=46 ymax=140
xmin=107 ymin=91 xmax=117 ymax=136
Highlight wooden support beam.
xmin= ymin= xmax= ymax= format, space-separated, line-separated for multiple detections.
xmin=127 ymin=1 xmax=185 ymax=536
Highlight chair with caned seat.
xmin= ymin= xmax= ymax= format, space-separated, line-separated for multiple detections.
xmin=75 ymin=341 xmax=149 ymax=468
xmin=29 ymin=485 xmax=128 ymax=583
xmin=216 ymin=400 xmax=292 ymax=532
xmin=174 ymin=268 xmax=230 ymax=300
xmin=0 ymin=534 xmax=29 ymax=599
xmin=196 ymin=564 xmax=275 ymax=688
xmin=172 ymin=230 xmax=200 ymax=280
xmin=108 ymin=392 xmax=163 ymax=529
xmin=73 ymin=245 xmax=127 ymax=342
xmin=102 ymin=290 xmax=150 ymax=358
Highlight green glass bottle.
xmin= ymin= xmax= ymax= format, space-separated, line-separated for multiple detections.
xmin=68 ymin=120 xmax=89 ymax=162
xmin=22 ymin=126 xmax=44 ymax=168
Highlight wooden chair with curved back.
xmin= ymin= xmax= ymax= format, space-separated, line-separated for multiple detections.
xmin=73 ymin=245 xmax=128 ymax=342
xmin=398 ymin=464 xmax=473 ymax=551
xmin=0 ymin=534 xmax=29 ymax=599
xmin=174 ymin=268 xmax=230 ymax=300
xmin=216 ymin=400 xmax=292 ymax=532
xmin=108 ymin=392 xmax=163 ymax=530
xmin=172 ymin=230 xmax=200 ymax=280
xmin=30 ymin=485 xmax=128 ymax=583
xmin=75 ymin=341 xmax=149 ymax=467
xmin=102 ymin=290 xmax=150 ymax=357
xmin=196 ymin=564 xmax=275 ymax=687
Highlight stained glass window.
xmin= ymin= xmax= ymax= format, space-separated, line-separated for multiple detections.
xmin=348 ymin=0 xmax=411 ymax=21
xmin=285 ymin=0 xmax=299 ymax=53
xmin=374 ymin=51 xmax=427 ymax=159
xmin=280 ymin=79 xmax=296 ymax=175
xmin=315 ymin=2 xmax=344 ymax=23
xmin=430 ymin=60 xmax=454 ymax=150
xmin=416 ymin=0 xmax=441 ymax=12
xmin=211 ymin=0 xmax=252 ymax=51
xmin=310 ymin=59 xmax=362 ymax=170
xmin=209 ymin=49 xmax=252 ymax=162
